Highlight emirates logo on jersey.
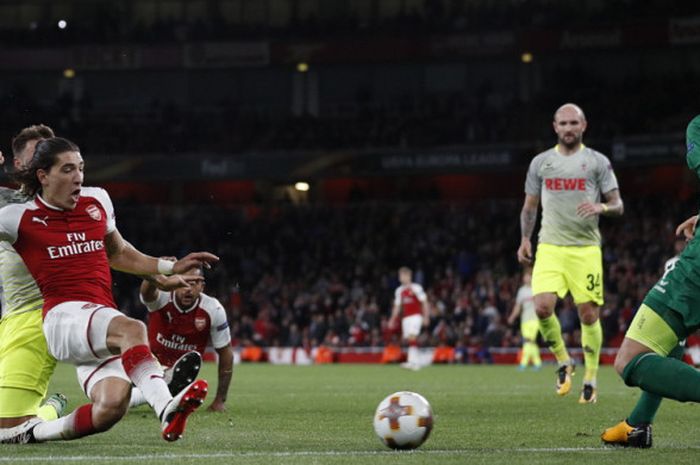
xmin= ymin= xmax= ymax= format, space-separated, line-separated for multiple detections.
xmin=194 ymin=317 xmax=207 ymax=331
xmin=86 ymin=204 xmax=102 ymax=221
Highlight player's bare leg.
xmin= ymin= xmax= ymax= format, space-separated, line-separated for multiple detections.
xmin=613 ymin=337 xmax=652 ymax=376
xmin=34 ymin=378 xmax=131 ymax=442
xmin=0 ymin=414 xmax=33 ymax=429
xmin=608 ymin=334 xmax=700 ymax=447
xmin=107 ymin=316 xmax=207 ymax=441
xmin=577 ymin=302 xmax=601 ymax=403
xmin=534 ymin=293 xmax=574 ymax=395
xmin=106 ymin=316 xmax=174 ymax=414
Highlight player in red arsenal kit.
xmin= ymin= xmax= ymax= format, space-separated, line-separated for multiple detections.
xmin=0 ymin=138 xmax=219 ymax=443
xmin=140 ymin=266 xmax=234 ymax=412
xmin=389 ymin=267 xmax=430 ymax=371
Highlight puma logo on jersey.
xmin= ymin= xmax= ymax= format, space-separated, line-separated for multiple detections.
xmin=32 ymin=216 xmax=49 ymax=227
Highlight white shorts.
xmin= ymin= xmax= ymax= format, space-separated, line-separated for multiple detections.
xmin=402 ymin=314 xmax=423 ymax=339
xmin=43 ymin=301 xmax=131 ymax=397
xmin=76 ymin=355 xmax=130 ymax=398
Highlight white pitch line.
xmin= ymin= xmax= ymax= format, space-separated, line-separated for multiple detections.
xmin=3 ymin=446 xmax=699 ymax=462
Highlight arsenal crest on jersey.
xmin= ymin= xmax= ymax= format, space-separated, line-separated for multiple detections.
xmin=86 ymin=204 xmax=102 ymax=221
xmin=194 ymin=317 xmax=207 ymax=331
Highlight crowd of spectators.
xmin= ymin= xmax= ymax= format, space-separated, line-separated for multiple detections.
xmin=110 ymin=195 xmax=694 ymax=356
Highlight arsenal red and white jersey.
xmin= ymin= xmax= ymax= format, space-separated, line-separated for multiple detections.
xmin=393 ymin=283 xmax=427 ymax=318
xmin=142 ymin=290 xmax=231 ymax=368
xmin=0 ymin=187 xmax=117 ymax=315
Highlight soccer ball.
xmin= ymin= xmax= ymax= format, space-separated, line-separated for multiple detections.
xmin=373 ymin=391 xmax=433 ymax=449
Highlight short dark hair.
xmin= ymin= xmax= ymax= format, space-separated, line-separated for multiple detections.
xmin=11 ymin=124 xmax=55 ymax=158
xmin=12 ymin=137 xmax=80 ymax=196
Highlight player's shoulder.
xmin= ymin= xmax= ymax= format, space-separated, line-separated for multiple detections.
xmin=529 ymin=147 xmax=557 ymax=167
xmin=0 ymin=198 xmax=38 ymax=218
xmin=199 ymin=293 xmax=225 ymax=312
xmin=80 ymin=186 xmax=112 ymax=204
xmin=79 ymin=187 xmax=116 ymax=227
xmin=583 ymin=146 xmax=613 ymax=165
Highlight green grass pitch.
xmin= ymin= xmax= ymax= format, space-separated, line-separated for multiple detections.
xmin=2 ymin=362 xmax=700 ymax=464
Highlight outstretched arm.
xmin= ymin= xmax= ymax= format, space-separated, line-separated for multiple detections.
xmin=105 ymin=229 xmax=219 ymax=276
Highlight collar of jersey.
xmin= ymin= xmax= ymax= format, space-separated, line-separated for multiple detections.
xmin=36 ymin=194 xmax=65 ymax=211
xmin=554 ymin=143 xmax=585 ymax=155
xmin=171 ymin=293 xmax=201 ymax=314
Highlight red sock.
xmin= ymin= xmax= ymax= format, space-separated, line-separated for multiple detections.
xmin=122 ymin=344 xmax=157 ymax=379
xmin=32 ymin=403 xmax=96 ymax=441
xmin=74 ymin=404 xmax=95 ymax=436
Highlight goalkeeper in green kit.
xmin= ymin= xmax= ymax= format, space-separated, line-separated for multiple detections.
xmin=602 ymin=114 xmax=700 ymax=448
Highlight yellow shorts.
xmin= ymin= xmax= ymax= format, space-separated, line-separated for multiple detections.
xmin=532 ymin=243 xmax=604 ymax=305
xmin=0 ymin=310 xmax=56 ymax=417
xmin=625 ymin=304 xmax=679 ymax=357
xmin=520 ymin=319 xmax=540 ymax=342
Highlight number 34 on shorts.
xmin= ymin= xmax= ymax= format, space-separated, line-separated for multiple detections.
xmin=532 ymin=243 xmax=604 ymax=305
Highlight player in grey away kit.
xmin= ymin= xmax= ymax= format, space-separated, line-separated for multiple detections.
xmin=517 ymin=103 xmax=624 ymax=403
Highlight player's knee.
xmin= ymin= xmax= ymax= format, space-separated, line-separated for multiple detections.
xmin=123 ymin=318 xmax=148 ymax=343
xmin=534 ymin=302 xmax=553 ymax=319
xmin=613 ymin=352 xmax=630 ymax=378
xmin=92 ymin=395 xmax=129 ymax=431
xmin=579 ymin=312 xmax=598 ymax=325
xmin=577 ymin=304 xmax=599 ymax=325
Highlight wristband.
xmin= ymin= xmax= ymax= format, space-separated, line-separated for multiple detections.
xmin=157 ymin=258 xmax=175 ymax=276
xmin=601 ymin=203 xmax=609 ymax=213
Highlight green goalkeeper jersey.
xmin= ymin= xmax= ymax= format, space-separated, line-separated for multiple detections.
xmin=643 ymin=115 xmax=700 ymax=337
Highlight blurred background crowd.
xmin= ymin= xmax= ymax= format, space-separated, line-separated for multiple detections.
xmin=110 ymin=195 xmax=694 ymax=355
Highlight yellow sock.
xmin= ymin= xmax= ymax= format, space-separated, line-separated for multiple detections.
xmin=526 ymin=341 xmax=542 ymax=367
xmin=538 ymin=314 xmax=570 ymax=364
xmin=37 ymin=403 xmax=59 ymax=421
xmin=519 ymin=344 xmax=529 ymax=367
xmin=581 ymin=320 xmax=602 ymax=382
